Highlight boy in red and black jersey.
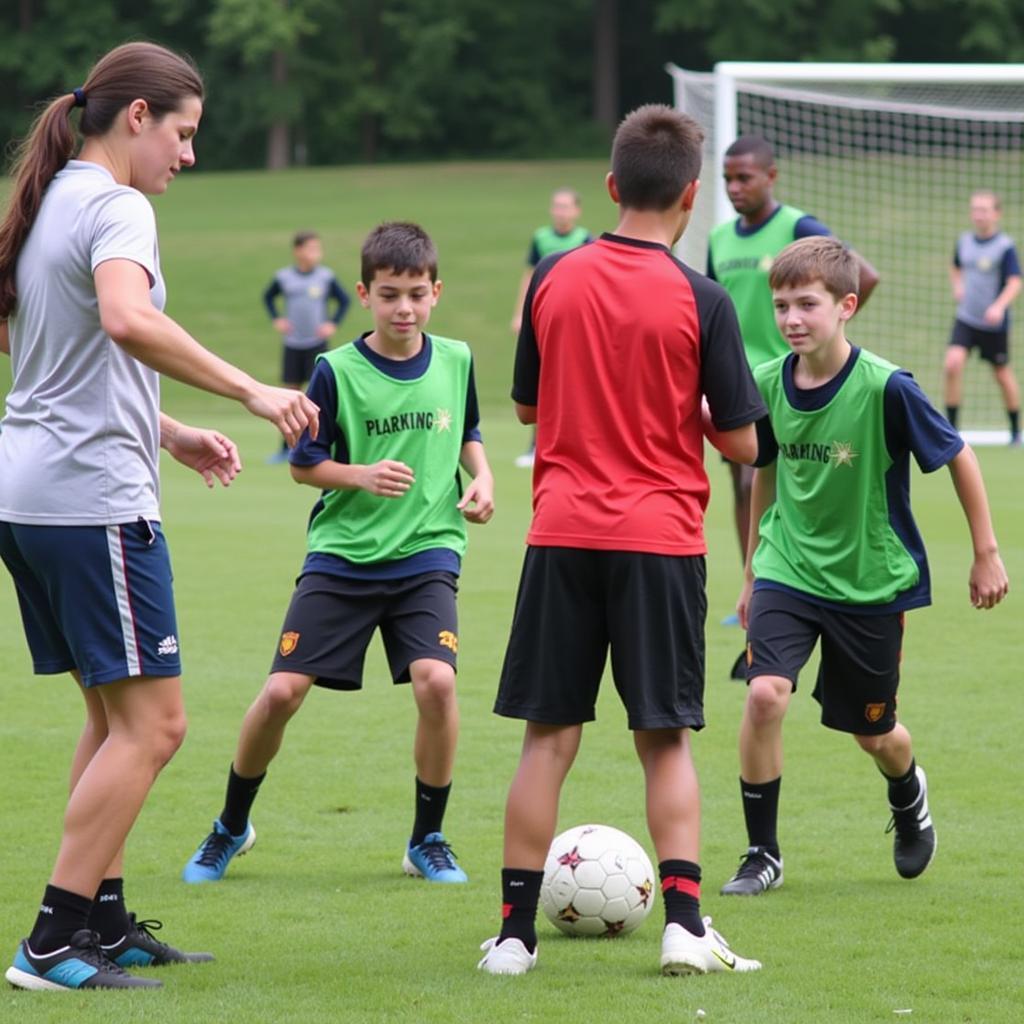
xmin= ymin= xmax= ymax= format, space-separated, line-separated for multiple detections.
xmin=478 ymin=104 xmax=767 ymax=978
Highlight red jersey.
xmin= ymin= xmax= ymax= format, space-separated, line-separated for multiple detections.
xmin=513 ymin=233 xmax=764 ymax=556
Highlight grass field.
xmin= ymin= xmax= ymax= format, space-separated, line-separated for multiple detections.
xmin=0 ymin=161 xmax=1022 ymax=1023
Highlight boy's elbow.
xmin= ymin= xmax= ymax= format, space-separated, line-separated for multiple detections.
xmin=515 ymin=402 xmax=537 ymax=424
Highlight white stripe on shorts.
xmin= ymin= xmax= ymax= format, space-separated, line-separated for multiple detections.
xmin=106 ymin=525 xmax=142 ymax=677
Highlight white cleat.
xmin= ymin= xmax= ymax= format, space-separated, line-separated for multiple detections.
xmin=660 ymin=917 xmax=762 ymax=976
xmin=477 ymin=936 xmax=537 ymax=975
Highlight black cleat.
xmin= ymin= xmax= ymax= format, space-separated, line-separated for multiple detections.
xmin=103 ymin=914 xmax=214 ymax=967
xmin=720 ymin=845 xmax=784 ymax=895
xmin=887 ymin=766 xmax=936 ymax=879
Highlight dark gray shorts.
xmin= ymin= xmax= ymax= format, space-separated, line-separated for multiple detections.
xmin=494 ymin=547 xmax=706 ymax=730
xmin=270 ymin=571 xmax=458 ymax=690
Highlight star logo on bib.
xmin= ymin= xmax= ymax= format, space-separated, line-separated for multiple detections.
xmin=434 ymin=408 xmax=452 ymax=433
xmin=829 ymin=440 xmax=858 ymax=468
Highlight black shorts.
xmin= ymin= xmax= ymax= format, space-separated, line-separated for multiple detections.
xmin=282 ymin=343 xmax=328 ymax=386
xmin=494 ymin=547 xmax=706 ymax=730
xmin=745 ymin=587 xmax=904 ymax=735
xmin=950 ymin=319 xmax=1009 ymax=366
xmin=269 ymin=571 xmax=458 ymax=691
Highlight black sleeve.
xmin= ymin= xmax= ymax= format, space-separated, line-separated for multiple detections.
xmin=705 ymin=246 xmax=717 ymax=281
xmin=288 ymin=360 xmax=347 ymax=466
xmin=883 ymin=371 xmax=963 ymax=472
xmin=263 ymin=278 xmax=283 ymax=319
xmin=527 ymin=238 xmax=541 ymax=267
xmin=512 ymin=250 xmax=579 ymax=407
xmin=752 ymin=415 xmax=778 ymax=467
xmin=463 ymin=357 xmax=482 ymax=443
xmin=512 ymin=271 xmax=542 ymax=405
xmin=327 ymin=277 xmax=350 ymax=324
xmin=694 ymin=278 xmax=767 ymax=431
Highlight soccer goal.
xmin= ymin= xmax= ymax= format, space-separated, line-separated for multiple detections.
xmin=667 ymin=61 xmax=1024 ymax=439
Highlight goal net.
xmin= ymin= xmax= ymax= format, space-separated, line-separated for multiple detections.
xmin=667 ymin=62 xmax=1024 ymax=438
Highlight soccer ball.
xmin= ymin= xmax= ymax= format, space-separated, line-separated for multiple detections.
xmin=540 ymin=823 xmax=656 ymax=937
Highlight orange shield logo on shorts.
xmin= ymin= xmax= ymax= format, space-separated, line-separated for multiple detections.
xmin=746 ymin=642 xmax=753 ymax=667
xmin=438 ymin=630 xmax=458 ymax=653
xmin=864 ymin=702 xmax=886 ymax=723
xmin=279 ymin=631 xmax=300 ymax=657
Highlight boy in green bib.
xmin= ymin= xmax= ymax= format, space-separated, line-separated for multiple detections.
xmin=183 ymin=222 xmax=494 ymax=886
xmin=721 ymin=236 xmax=1008 ymax=897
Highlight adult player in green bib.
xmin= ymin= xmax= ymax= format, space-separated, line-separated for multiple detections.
xmin=720 ymin=237 xmax=1008 ymax=897
xmin=183 ymin=222 xmax=494 ymax=888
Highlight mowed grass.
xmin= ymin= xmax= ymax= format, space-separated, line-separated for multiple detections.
xmin=0 ymin=162 xmax=1021 ymax=1023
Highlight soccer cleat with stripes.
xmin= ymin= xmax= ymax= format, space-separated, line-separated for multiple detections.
xmin=720 ymin=845 xmax=784 ymax=896
xmin=182 ymin=819 xmax=256 ymax=883
xmin=886 ymin=765 xmax=936 ymax=879
xmin=402 ymin=832 xmax=468 ymax=883
xmin=660 ymin=918 xmax=762 ymax=976
xmin=477 ymin=936 xmax=538 ymax=975
xmin=6 ymin=929 xmax=162 ymax=991
xmin=103 ymin=914 xmax=214 ymax=967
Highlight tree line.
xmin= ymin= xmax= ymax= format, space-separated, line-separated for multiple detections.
xmin=3 ymin=0 xmax=1022 ymax=171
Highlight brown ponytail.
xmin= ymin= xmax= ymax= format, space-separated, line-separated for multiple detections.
xmin=0 ymin=41 xmax=204 ymax=319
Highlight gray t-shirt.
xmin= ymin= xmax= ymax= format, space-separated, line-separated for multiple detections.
xmin=954 ymin=230 xmax=1021 ymax=332
xmin=272 ymin=265 xmax=339 ymax=349
xmin=0 ymin=160 xmax=165 ymax=525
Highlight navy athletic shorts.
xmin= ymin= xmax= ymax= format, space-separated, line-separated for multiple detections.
xmin=0 ymin=519 xmax=181 ymax=686
xmin=269 ymin=570 xmax=458 ymax=691
xmin=494 ymin=546 xmax=707 ymax=730
xmin=745 ymin=587 xmax=904 ymax=735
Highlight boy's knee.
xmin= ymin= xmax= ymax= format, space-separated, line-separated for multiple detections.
xmin=260 ymin=674 xmax=309 ymax=719
xmin=853 ymin=731 xmax=890 ymax=755
xmin=412 ymin=661 xmax=457 ymax=709
xmin=746 ymin=677 xmax=789 ymax=722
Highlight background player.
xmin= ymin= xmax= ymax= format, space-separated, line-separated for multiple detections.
xmin=708 ymin=134 xmax=880 ymax=663
xmin=183 ymin=222 xmax=493 ymax=887
xmin=478 ymin=105 xmax=764 ymax=978
xmin=944 ymin=190 xmax=1022 ymax=445
xmin=263 ymin=230 xmax=350 ymax=462
xmin=510 ymin=188 xmax=592 ymax=468
xmin=0 ymin=41 xmax=317 ymax=992
xmin=722 ymin=236 xmax=1008 ymax=897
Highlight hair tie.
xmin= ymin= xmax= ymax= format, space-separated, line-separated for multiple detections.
xmin=72 ymin=88 xmax=87 ymax=108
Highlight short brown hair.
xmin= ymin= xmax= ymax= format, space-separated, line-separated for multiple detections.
xmin=293 ymin=231 xmax=319 ymax=248
xmin=769 ymin=237 xmax=859 ymax=301
xmin=360 ymin=222 xmax=438 ymax=286
xmin=611 ymin=104 xmax=704 ymax=212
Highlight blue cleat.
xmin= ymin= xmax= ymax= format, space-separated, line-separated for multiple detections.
xmin=402 ymin=832 xmax=468 ymax=883
xmin=182 ymin=819 xmax=256 ymax=883
xmin=6 ymin=929 xmax=162 ymax=990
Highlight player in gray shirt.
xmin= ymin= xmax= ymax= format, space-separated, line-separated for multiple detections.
xmin=944 ymin=190 xmax=1022 ymax=444
xmin=263 ymin=231 xmax=349 ymax=461
xmin=0 ymin=42 xmax=318 ymax=992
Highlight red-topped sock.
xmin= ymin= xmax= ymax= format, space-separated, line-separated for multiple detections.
xmin=659 ymin=859 xmax=705 ymax=936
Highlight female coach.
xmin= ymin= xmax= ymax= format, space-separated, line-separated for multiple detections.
xmin=0 ymin=41 xmax=318 ymax=991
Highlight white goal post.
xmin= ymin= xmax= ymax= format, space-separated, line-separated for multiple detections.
xmin=667 ymin=61 xmax=1024 ymax=435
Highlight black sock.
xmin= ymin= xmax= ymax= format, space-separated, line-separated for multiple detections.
xmin=1009 ymin=409 xmax=1020 ymax=438
xmin=27 ymin=885 xmax=93 ymax=953
xmin=411 ymin=778 xmax=451 ymax=847
xmin=740 ymin=776 xmax=781 ymax=857
xmin=86 ymin=877 xmax=132 ymax=944
xmin=883 ymin=758 xmax=920 ymax=808
xmin=946 ymin=405 xmax=959 ymax=430
xmin=498 ymin=868 xmax=543 ymax=952
xmin=659 ymin=859 xmax=705 ymax=936
xmin=219 ymin=763 xmax=265 ymax=837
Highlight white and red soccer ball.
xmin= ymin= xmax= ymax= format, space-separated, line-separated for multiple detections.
xmin=540 ymin=824 xmax=656 ymax=938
